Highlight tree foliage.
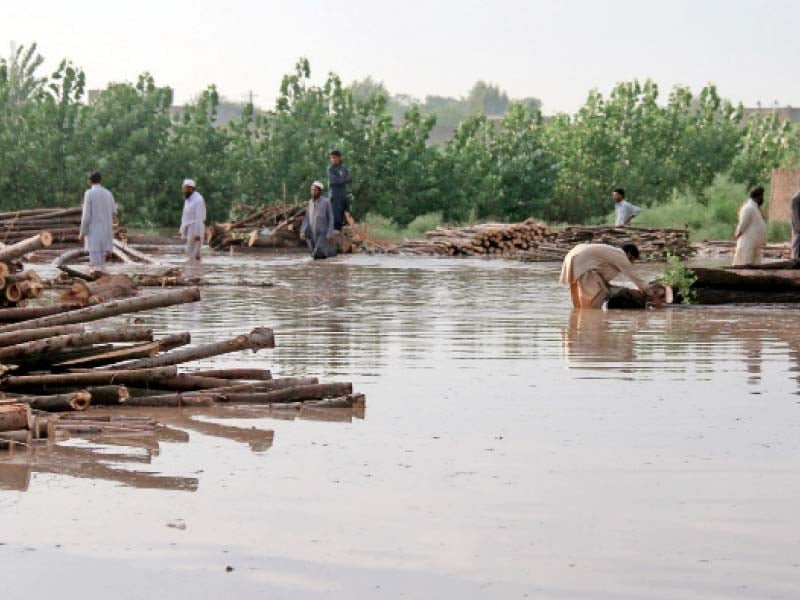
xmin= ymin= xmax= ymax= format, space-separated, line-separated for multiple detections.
xmin=0 ymin=44 xmax=797 ymax=229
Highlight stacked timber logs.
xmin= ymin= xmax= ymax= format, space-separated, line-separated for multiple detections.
xmin=0 ymin=233 xmax=52 ymax=308
xmin=545 ymin=226 xmax=692 ymax=261
xmin=207 ymin=204 xmax=306 ymax=250
xmin=388 ymin=219 xmax=554 ymax=257
xmin=386 ymin=222 xmax=692 ymax=262
xmin=0 ymin=207 xmax=124 ymax=247
xmin=0 ymin=282 xmax=364 ymax=451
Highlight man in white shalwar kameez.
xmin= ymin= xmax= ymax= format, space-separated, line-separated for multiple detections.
xmin=733 ymin=186 xmax=767 ymax=266
xmin=79 ymin=171 xmax=116 ymax=269
xmin=180 ymin=179 xmax=206 ymax=262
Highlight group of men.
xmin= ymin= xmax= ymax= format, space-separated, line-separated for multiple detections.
xmin=79 ymin=173 xmax=205 ymax=269
xmin=299 ymin=150 xmax=354 ymax=259
xmin=79 ymin=149 xmax=353 ymax=268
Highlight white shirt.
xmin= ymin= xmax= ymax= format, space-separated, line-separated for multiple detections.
xmin=560 ymin=243 xmax=648 ymax=291
xmin=615 ymin=199 xmax=641 ymax=226
xmin=180 ymin=191 xmax=206 ymax=240
xmin=80 ymin=184 xmax=116 ymax=254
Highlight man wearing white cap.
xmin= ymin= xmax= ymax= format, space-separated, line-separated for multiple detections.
xmin=180 ymin=179 xmax=206 ymax=261
xmin=300 ymin=181 xmax=337 ymax=259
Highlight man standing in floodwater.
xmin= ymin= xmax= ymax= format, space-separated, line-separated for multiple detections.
xmin=613 ymin=188 xmax=641 ymax=226
xmin=327 ymin=150 xmax=354 ymax=234
xmin=79 ymin=171 xmax=116 ymax=270
xmin=180 ymin=178 xmax=206 ymax=262
xmin=733 ymin=186 xmax=767 ymax=266
xmin=300 ymin=181 xmax=337 ymax=259
xmin=791 ymin=190 xmax=800 ymax=259
xmin=560 ymin=243 xmax=654 ymax=309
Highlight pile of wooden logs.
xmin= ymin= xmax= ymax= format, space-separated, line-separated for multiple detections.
xmin=0 ymin=207 xmax=124 ymax=247
xmin=385 ymin=222 xmax=692 ymax=262
xmin=207 ymin=204 xmax=306 ymax=250
xmin=0 ymin=273 xmax=363 ymax=451
xmin=0 ymin=233 xmax=51 ymax=308
xmin=388 ymin=219 xmax=554 ymax=257
xmin=542 ymin=225 xmax=693 ymax=261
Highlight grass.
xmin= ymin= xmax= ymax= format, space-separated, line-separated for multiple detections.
xmin=364 ymin=212 xmax=446 ymax=243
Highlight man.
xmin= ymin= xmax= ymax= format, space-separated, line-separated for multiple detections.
xmin=791 ymin=190 xmax=800 ymax=260
xmin=560 ymin=243 xmax=654 ymax=309
xmin=300 ymin=181 xmax=337 ymax=259
xmin=327 ymin=150 xmax=354 ymax=232
xmin=613 ymin=188 xmax=641 ymax=226
xmin=180 ymin=179 xmax=206 ymax=262
xmin=79 ymin=171 xmax=116 ymax=270
xmin=733 ymin=186 xmax=767 ymax=266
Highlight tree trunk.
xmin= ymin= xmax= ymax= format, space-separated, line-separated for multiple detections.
xmin=59 ymin=274 xmax=138 ymax=305
xmin=55 ymin=341 xmax=161 ymax=368
xmin=123 ymin=393 xmax=218 ymax=407
xmin=0 ymin=327 xmax=153 ymax=362
xmin=109 ymin=327 xmax=274 ymax=370
xmin=0 ymin=324 xmax=85 ymax=347
xmin=0 ymin=287 xmax=201 ymax=333
xmin=4 ymin=365 xmax=178 ymax=388
xmin=188 ymin=368 xmax=272 ymax=380
xmin=17 ymin=391 xmax=91 ymax=412
xmin=157 ymin=332 xmax=191 ymax=351
xmin=52 ymin=248 xmax=87 ymax=267
xmin=0 ymin=403 xmax=31 ymax=432
xmin=113 ymin=240 xmax=160 ymax=264
xmin=155 ymin=374 xmax=244 ymax=390
xmin=220 ymin=382 xmax=352 ymax=404
xmin=192 ymin=376 xmax=319 ymax=395
xmin=36 ymin=385 xmax=129 ymax=405
xmin=0 ymin=305 xmax=74 ymax=323
xmin=0 ymin=232 xmax=53 ymax=262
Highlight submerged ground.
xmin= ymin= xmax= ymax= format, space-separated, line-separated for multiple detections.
xmin=1 ymin=252 xmax=799 ymax=599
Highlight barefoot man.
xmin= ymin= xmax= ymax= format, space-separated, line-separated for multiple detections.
xmin=180 ymin=179 xmax=206 ymax=262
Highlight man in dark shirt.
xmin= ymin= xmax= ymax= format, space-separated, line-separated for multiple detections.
xmin=791 ymin=190 xmax=800 ymax=260
xmin=327 ymin=150 xmax=354 ymax=232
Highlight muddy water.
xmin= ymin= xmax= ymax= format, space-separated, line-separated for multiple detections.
xmin=2 ymin=253 xmax=800 ymax=599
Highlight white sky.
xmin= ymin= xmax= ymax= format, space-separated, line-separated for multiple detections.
xmin=4 ymin=0 xmax=799 ymax=113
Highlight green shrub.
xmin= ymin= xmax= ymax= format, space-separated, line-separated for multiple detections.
xmin=658 ymin=253 xmax=697 ymax=304
xmin=768 ymin=221 xmax=791 ymax=242
xmin=404 ymin=212 xmax=444 ymax=239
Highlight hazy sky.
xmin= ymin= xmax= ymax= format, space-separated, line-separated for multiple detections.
xmin=4 ymin=0 xmax=799 ymax=113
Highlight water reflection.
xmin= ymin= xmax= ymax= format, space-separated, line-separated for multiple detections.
xmin=0 ymin=404 xmax=364 ymax=492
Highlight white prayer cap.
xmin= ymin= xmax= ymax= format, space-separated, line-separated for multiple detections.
xmin=311 ymin=181 xmax=324 ymax=190
xmin=183 ymin=178 xmax=196 ymax=188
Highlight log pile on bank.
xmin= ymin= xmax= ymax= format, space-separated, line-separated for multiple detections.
xmin=385 ymin=222 xmax=692 ymax=261
xmin=0 ymin=207 xmax=124 ymax=248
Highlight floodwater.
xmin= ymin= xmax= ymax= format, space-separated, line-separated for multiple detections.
xmin=2 ymin=252 xmax=800 ymax=599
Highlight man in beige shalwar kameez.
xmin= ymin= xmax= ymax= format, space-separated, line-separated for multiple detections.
xmin=733 ymin=186 xmax=767 ymax=266
xmin=560 ymin=243 xmax=652 ymax=309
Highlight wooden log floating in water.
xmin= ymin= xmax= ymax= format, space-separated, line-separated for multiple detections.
xmin=16 ymin=391 xmax=92 ymax=412
xmin=0 ymin=287 xmax=201 ymax=333
xmin=0 ymin=328 xmax=153 ymax=363
xmin=4 ymin=365 xmax=178 ymax=388
xmin=0 ymin=324 xmax=85 ymax=347
xmin=109 ymin=327 xmax=275 ymax=370
xmin=220 ymin=382 xmax=353 ymax=404
xmin=189 ymin=368 xmax=272 ymax=380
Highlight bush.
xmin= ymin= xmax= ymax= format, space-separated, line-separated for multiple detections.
xmin=404 ymin=212 xmax=443 ymax=238
xmin=768 ymin=221 xmax=791 ymax=242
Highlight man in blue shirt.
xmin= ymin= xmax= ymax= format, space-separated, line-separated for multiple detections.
xmin=327 ymin=150 xmax=354 ymax=232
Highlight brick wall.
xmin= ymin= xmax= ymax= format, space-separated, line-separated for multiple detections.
xmin=769 ymin=168 xmax=800 ymax=223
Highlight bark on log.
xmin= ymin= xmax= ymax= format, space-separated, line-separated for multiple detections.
xmin=189 ymin=368 xmax=272 ymax=380
xmin=692 ymin=288 xmax=800 ymax=305
xmin=0 ymin=429 xmax=31 ymax=448
xmin=0 ymin=287 xmax=201 ymax=333
xmin=220 ymin=382 xmax=352 ymax=404
xmin=113 ymin=240 xmax=160 ymax=264
xmin=109 ymin=327 xmax=274 ymax=370
xmin=155 ymin=374 xmax=245 ymax=390
xmin=0 ymin=327 xmax=153 ymax=362
xmin=17 ymin=391 xmax=91 ymax=412
xmin=111 ymin=247 xmax=135 ymax=264
xmin=55 ymin=341 xmax=161 ymax=368
xmin=192 ymin=376 xmax=318 ymax=395
xmin=0 ymin=305 xmax=74 ymax=323
xmin=0 ymin=324 xmax=85 ymax=347
xmin=52 ymin=248 xmax=87 ymax=267
xmin=0 ymin=403 xmax=31 ymax=432
xmin=37 ymin=385 xmax=128 ymax=405
xmin=692 ymin=267 xmax=800 ymax=291
xmin=123 ymin=393 xmax=218 ymax=407
xmin=59 ymin=274 xmax=138 ymax=305
xmin=4 ymin=365 xmax=178 ymax=387
xmin=157 ymin=332 xmax=191 ymax=352
xmin=0 ymin=232 xmax=53 ymax=262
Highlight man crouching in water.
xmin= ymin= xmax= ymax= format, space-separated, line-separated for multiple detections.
xmin=560 ymin=243 xmax=662 ymax=309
